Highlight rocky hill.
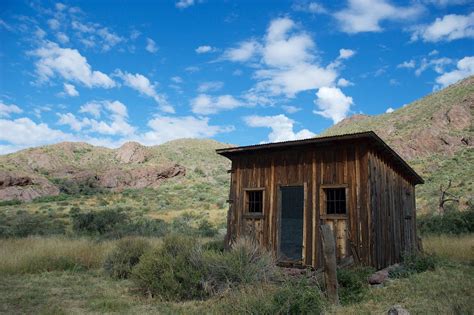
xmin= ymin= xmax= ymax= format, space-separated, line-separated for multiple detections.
xmin=322 ymin=76 xmax=473 ymax=212
xmin=0 ymin=77 xmax=472 ymax=214
xmin=0 ymin=139 xmax=231 ymax=201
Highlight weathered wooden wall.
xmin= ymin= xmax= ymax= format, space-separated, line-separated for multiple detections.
xmin=368 ymin=149 xmax=417 ymax=269
xmin=225 ymin=140 xmax=417 ymax=270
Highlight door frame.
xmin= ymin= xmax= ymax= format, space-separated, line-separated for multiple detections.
xmin=276 ymin=183 xmax=308 ymax=265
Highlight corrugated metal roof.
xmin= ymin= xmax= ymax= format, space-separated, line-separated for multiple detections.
xmin=216 ymin=131 xmax=424 ymax=185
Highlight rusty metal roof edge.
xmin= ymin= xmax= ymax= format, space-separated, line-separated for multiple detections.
xmin=216 ymin=131 xmax=424 ymax=185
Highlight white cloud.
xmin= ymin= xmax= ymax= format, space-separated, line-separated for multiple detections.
xmin=146 ymin=38 xmax=158 ymax=53
xmin=31 ymin=41 xmax=115 ymax=88
xmin=411 ymin=13 xmax=474 ymax=42
xmin=176 ymin=0 xmax=194 ymax=9
xmin=191 ymin=94 xmax=244 ymax=115
xmin=47 ymin=18 xmax=60 ymax=30
xmin=338 ymin=48 xmax=356 ymax=59
xmin=415 ymin=57 xmax=453 ymax=76
xmin=223 ymin=40 xmax=261 ymax=62
xmin=79 ymin=102 xmax=101 ymax=118
xmin=334 ymin=0 xmax=423 ymax=33
xmin=244 ymin=114 xmax=315 ymax=143
xmin=337 ymin=78 xmax=354 ymax=87
xmin=58 ymin=100 xmax=135 ymax=136
xmin=56 ymin=32 xmax=70 ymax=44
xmin=0 ymin=102 xmax=23 ymax=117
xmin=197 ymin=81 xmax=224 ymax=93
xmin=63 ymin=83 xmax=79 ymax=97
xmin=71 ymin=21 xmax=124 ymax=51
xmin=292 ymin=2 xmax=327 ymax=14
xmin=282 ymin=105 xmax=301 ymax=113
xmin=0 ymin=117 xmax=72 ymax=149
xmin=386 ymin=107 xmax=394 ymax=113
xmin=314 ymin=87 xmax=354 ymax=124
xmin=397 ymin=60 xmax=416 ymax=69
xmin=116 ymin=71 xmax=174 ymax=113
xmin=435 ymin=56 xmax=474 ymax=88
xmin=140 ymin=115 xmax=233 ymax=145
xmin=195 ymin=45 xmax=214 ymax=54
xmin=171 ymin=76 xmax=183 ymax=83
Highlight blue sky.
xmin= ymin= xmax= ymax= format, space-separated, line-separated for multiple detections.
xmin=0 ymin=0 xmax=473 ymax=154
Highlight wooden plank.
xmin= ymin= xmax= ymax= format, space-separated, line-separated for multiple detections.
xmin=320 ymin=224 xmax=340 ymax=305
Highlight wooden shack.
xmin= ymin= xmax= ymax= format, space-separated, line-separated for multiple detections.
xmin=216 ymin=131 xmax=423 ymax=270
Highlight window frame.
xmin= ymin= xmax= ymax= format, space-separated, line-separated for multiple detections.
xmin=243 ymin=188 xmax=265 ymax=218
xmin=320 ymin=184 xmax=349 ymax=218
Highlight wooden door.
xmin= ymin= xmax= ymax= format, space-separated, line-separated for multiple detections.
xmin=320 ymin=186 xmax=350 ymax=261
xmin=279 ymin=186 xmax=304 ymax=262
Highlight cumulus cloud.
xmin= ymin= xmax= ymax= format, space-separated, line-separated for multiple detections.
xmin=244 ymin=114 xmax=315 ymax=143
xmin=0 ymin=102 xmax=23 ymax=117
xmin=415 ymin=57 xmax=453 ymax=76
xmin=314 ymin=87 xmax=354 ymax=124
xmin=222 ymin=40 xmax=261 ymax=62
xmin=71 ymin=20 xmax=124 ymax=51
xmin=139 ymin=115 xmax=233 ymax=145
xmin=146 ymin=38 xmax=158 ymax=53
xmin=31 ymin=41 xmax=115 ymax=88
xmin=195 ymin=45 xmax=214 ymax=54
xmin=282 ymin=105 xmax=301 ymax=113
xmin=0 ymin=117 xmax=72 ymax=150
xmin=435 ymin=56 xmax=474 ymax=88
xmin=191 ymin=94 xmax=244 ymax=115
xmin=411 ymin=13 xmax=474 ymax=42
xmin=58 ymin=100 xmax=135 ymax=136
xmin=338 ymin=48 xmax=356 ymax=59
xmin=197 ymin=81 xmax=224 ymax=93
xmin=397 ymin=60 xmax=416 ymax=69
xmin=63 ymin=83 xmax=79 ymax=97
xmin=334 ymin=0 xmax=423 ymax=33
xmin=337 ymin=78 xmax=354 ymax=87
xmin=386 ymin=107 xmax=395 ymax=113
xmin=176 ymin=0 xmax=194 ymax=9
xmin=116 ymin=71 xmax=174 ymax=113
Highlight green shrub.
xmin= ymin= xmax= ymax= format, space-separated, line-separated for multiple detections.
xmin=70 ymin=208 xmax=128 ymax=236
xmin=271 ymin=278 xmax=325 ymax=314
xmin=389 ymin=252 xmax=437 ymax=278
xmin=0 ymin=211 xmax=66 ymax=238
xmin=132 ymin=235 xmax=206 ymax=301
xmin=103 ymin=238 xmax=150 ymax=279
xmin=0 ymin=199 xmax=22 ymax=207
xmin=202 ymin=237 xmax=278 ymax=294
xmin=418 ymin=209 xmax=474 ymax=235
xmin=337 ymin=267 xmax=373 ymax=305
xmin=197 ymin=219 xmax=218 ymax=237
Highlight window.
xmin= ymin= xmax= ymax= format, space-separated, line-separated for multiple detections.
xmin=324 ymin=188 xmax=346 ymax=215
xmin=246 ymin=189 xmax=263 ymax=213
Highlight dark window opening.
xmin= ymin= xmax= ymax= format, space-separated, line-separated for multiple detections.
xmin=325 ymin=188 xmax=346 ymax=215
xmin=246 ymin=190 xmax=263 ymax=213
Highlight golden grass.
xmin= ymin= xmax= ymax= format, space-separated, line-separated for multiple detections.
xmin=0 ymin=236 xmax=163 ymax=275
xmin=423 ymin=234 xmax=474 ymax=263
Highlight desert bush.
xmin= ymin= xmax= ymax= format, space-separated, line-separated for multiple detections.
xmin=70 ymin=208 xmax=128 ymax=236
xmin=132 ymin=234 xmax=206 ymax=301
xmin=32 ymin=194 xmax=71 ymax=203
xmin=337 ymin=267 xmax=374 ymax=305
xmin=418 ymin=209 xmax=474 ymax=235
xmin=216 ymin=279 xmax=325 ymax=315
xmin=202 ymin=237 xmax=278 ymax=294
xmin=120 ymin=217 xmax=170 ymax=237
xmin=0 ymin=211 xmax=66 ymax=238
xmin=0 ymin=199 xmax=22 ymax=206
xmin=271 ymin=277 xmax=326 ymax=314
xmin=103 ymin=237 xmax=151 ymax=279
xmin=197 ymin=219 xmax=218 ymax=237
xmin=389 ymin=252 xmax=437 ymax=278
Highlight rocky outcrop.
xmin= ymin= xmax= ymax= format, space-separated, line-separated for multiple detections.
xmin=99 ymin=164 xmax=186 ymax=190
xmin=0 ymin=171 xmax=59 ymax=201
xmin=115 ymin=142 xmax=149 ymax=164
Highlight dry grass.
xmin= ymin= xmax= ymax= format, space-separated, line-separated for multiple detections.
xmin=423 ymin=234 xmax=474 ymax=264
xmin=0 ymin=236 xmax=162 ymax=275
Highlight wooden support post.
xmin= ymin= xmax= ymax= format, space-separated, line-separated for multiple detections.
xmin=320 ymin=224 xmax=340 ymax=305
